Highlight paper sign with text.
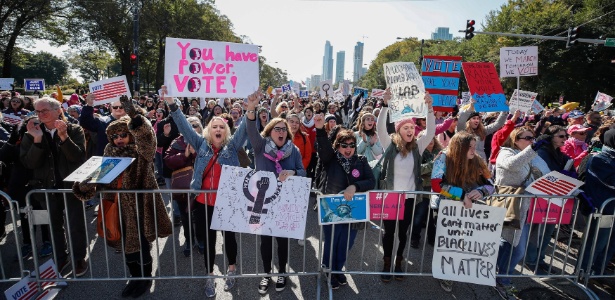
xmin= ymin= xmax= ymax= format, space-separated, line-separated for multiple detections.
xmin=531 ymin=100 xmax=545 ymax=114
xmin=508 ymin=89 xmax=538 ymax=113
xmin=371 ymin=88 xmax=385 ymax=99
xmin=462 ymin=62 xmax=508 ymax=112
xmin=164 ymin=37 xmax=259 ymax=98
xmin=281 ymin=84 xmax=291 ymax=93
xmin=432 ymin=201 xmax=505 ymax=286
xmin=4 ymin=259 xmax=67 ymax=300
xmin=24 ymin=79 xmax=45 ymax=91
xmin=461 ymin=92 xmax=471 ymax=106
xmin=500 ymin=46 xmax=538 ymax=77
xmin=64 ymin=156 xmax=135 ymax=184
xmin=3 ymin=114 xmax=22 ymax=125
xmin=0 ymin=78 xmax=14 ymax=90
xmin=211 ymin=166 xmax=311 ymax=239
xmin=369 ymin=192 xmax=405 ymax=221
xmin=318 ymin=80 xmax=333 ymax=98
xmin=299 ymin=90 xmax=309 ymax=98
xmin=384 ymin=62 xmax=427 ymax=122
xmin=333 ymin=88 xmax=344 ymax=102
xmin=88 ymin=75 xmax=131 ymax=105
xmin=421 ymin=55 xmax=462 ymax=111
xmin=318 ymin=193 xmax=369 ymax=225
xmin=592 ymin=91 xmax=613 ymax=112
xmin=353 ymin=87 xmax=368 ymax=99
xmin=525 ymin=171 xmax=583 ymax=199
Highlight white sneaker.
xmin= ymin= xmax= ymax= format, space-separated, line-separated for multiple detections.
xmin=297 ymin=239 xmax=305 ymax=246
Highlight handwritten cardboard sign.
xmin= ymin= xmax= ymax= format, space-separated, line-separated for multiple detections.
xmin=318 ymin=193 xmax=369 ymax=225
xmin=432 ymin=201 xmax=505 ymax=286
xmin=462 ymin=62 xmax=508 ymax=112
xmin=164 ymin=37 xmax=259 ymax=98
xmin=500 ymin=46 xmax=538 ymax=77
xmin=211 ymin=166 xmax=311 ymax=239
xmin=384 ymin=62 xmax=427 ymax=122
xmin=88 ymin=75 xmax=131 ymax=105
xmin=421 ymin=55 xmax=462 ymax=111
xmin=508 ymin=89 xmax=538 ymax=114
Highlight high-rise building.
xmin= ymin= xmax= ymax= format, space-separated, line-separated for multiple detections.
xmin=353 ymin=41 xmax=364 ymax=82
xmin=305 ymin=78 xmax=311 ymax=90
xmin=431 ymin=27 xmax=453 ymax=41
xmin=322 ymin=41 xmax=334 ymax=81
xmin=310 ymin=75 xmax=321 ymax=91
xmin=335 ymin=51 xmax=345 ymax=84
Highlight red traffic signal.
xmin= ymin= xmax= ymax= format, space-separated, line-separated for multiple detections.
xmin=130 ymin=53 xmax=137 ymax=61
xmin=465 ymin=20 xmax=476 ymax=40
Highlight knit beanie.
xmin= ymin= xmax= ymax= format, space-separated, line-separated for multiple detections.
xmin=395 ymin=118 xmax=416 ymax=133
xmin=468 ymin=111 xmax=481 ymax=120
xmin=325 ymin=114 xmax=336 ymax=122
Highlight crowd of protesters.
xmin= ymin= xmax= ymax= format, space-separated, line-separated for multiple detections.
xmin=0 ymin=84 xmax=614 ymax=299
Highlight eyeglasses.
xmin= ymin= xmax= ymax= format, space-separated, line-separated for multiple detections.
xmin=518 ymin=136 xmax=535 ymax=141
xmin=10 ymin=100 xmax=21 ymax=103
xmin=191 ymin=123 xmax=200 ymax=128
xmin=111 ymin=132 xmax=129 ymax=140
xmin=112 ymin=106 xmax=124 ymax=110
xmin=273 ymin=126 xmax=288 ymax=132
xmin=34 ymin=108 xmax=52 ymax=115
xmin=281 ymin=106 xmax=288 ymax=109
xmin=340 ymin=143 xmax=356 ymax=149
xmin=554 ymin=134 xmax=568 ymax=139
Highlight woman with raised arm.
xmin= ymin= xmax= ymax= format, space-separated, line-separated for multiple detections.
xmin=244 ymin=91 xmax=306 ymax=295
xmin=376 ymin=88 xmax=435 ymax=282
xmin=456 ymin=98 xmax=508 ymax=161
xmin=161 ymin=86 xmax=250 ymax=298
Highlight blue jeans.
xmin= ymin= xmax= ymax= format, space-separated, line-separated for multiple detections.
xmin=496 ymin=223 xmax=530 ymax=285
xmin=525 ymin=223 xmax=556 ymax=266
xmin=579 ymin=215 xmax=615 ymax=275
xmin=164 ymin=178 xmax=181 ymax=218
xmin=322 ymin=224 xmax=358 ymax=271
xmin=411 ymin=198 xmax=430 ymax=241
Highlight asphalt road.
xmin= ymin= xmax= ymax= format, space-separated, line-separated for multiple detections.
xmin=0 ymin=194 xmax=611 ymax=300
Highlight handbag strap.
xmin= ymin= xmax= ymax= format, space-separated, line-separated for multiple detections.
xmin=113 ymin=173 xmax=123 ymax=203
xmin=203 ymin=151 xmax=220 ymax=179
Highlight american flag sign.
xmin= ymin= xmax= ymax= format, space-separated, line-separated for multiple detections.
xmin=3 ymin=114 xmax=22 ymax=125
xmin=371 ymin=88 xmax=385 ymax=99
xmin=525 ymin=171 xmax=583 ymax=197
xmin=88 ymin=75 xmax=131 ymax=105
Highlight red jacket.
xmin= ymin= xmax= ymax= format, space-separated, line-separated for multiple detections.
xmin=292 ymin=131 xmax=312 ymax=169
xmin=489 ymin=120 xmax=516 ymax=165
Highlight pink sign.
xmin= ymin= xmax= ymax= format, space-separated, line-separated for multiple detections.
xmin=369 ymin=192 xmax=405 ymax=221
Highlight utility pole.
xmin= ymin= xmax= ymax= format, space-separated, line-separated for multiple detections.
xmin=132 ymin=2 xmax=139 ymax=94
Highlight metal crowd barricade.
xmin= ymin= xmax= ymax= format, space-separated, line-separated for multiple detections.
xmin=0 ymin=190 xmax=27 ymax=282
xmin=24 ymin=188 xmax=323 ymax=299
xmin=318 ymin=190 xmax=600 ymax=300
xmin=577 ymin=197 xmax=615 ymax=293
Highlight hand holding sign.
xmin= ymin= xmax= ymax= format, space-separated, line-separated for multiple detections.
xmin=383 ymin=87 xmax=391 ymax=105
xmin=161 ymin=85 xmax=175 ymax=105
xmin=424 ymin=92 xmax=434 ymax=109
xmin=86 ymin=93 xmax=96 ymax=106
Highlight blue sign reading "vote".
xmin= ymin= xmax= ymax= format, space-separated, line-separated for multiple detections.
xmin=24 ymin=79 xmax=45 ymax=91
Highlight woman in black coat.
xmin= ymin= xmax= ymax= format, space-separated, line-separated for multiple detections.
xmin=314 ymin=113 xmax=375 ymax=289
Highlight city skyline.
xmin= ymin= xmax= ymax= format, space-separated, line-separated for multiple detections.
xmin=322 ymin=41 xmax=334 ymax=82
xmin=353 ymin=42 xmax=364 ymax=82
xmin=335 ymin=51 xmax=345 ymax=84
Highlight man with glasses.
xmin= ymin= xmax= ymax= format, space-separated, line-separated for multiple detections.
xmin=20 ymin=97 xmax=88 ymax=277
xmin=79 ymin=94 xmax=127 ymax=156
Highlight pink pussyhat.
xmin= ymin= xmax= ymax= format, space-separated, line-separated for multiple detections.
xmin=395 ymin=118 xmax=416 ymax=133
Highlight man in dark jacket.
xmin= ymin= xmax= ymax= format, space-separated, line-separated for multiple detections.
xmin=20 ymin=97 xmax=88 ymax=277
xmin=79 ymin=94 xmax=126 ymax=156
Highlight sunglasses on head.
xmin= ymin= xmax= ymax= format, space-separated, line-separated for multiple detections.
xmin=111 ymin=132 xmax=129 ymax=140
xmin=191 ymin=123 xmax=200 ymax=128
xmin=518 ymin=136 xmax=535 ymax=141
xmin=112 ymin=106 xmax=124 ymax=110
xmin=340 ymin=142 xmax=356 ymax=149
xmin=555 ymin=134 xmax=568 ymax=139
xmin=281 ymin=105 xmax=288 ymax=108
xmin=273 ymin=126 xmax=287 ymax=132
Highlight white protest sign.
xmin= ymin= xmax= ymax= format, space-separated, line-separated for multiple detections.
xmin=318 ymin=80 xmax=333 ymax=98
xmin=64 ymin=156 xmax=135 ymax=184
xmin=531 ymin=100 xmax=544 ymax=114
xmin=88 ymin=75 xmax=131 ymax=106
xmin=383 ymin=62 xmax=427 ymax=122
xmin=525 ymin=171 xmax=583 ymax=206
xmin=3 ymin=114 xmax=22 ymax=125
xmin=211 ymin=165 xmax=311 ymax=239
xmin=508 ymin=89 xmax=538 ymax=114
xmin=593 ymin=91 xmax=613 ymax=112
xmin=432 ymin=201 xmax=505 ymax=287
xmin=461 ymin=92 xmax=471 ymax=106
xmin=0 ymin=78 xmax=14 ymax=90
xmin=371 ymin=88 xmax=385 ymax=99
xmin=332 ymin=88 xmax=344 ymax=102
xmin=342 ymin=80 xmax=350 ymax=96
xmin=4 ymin=259 xmax=66 ymax=300
xmin=164 ymin=37 xmax=259 ymax=98
xmin=500 ymin=46 xmax=538 ymax=77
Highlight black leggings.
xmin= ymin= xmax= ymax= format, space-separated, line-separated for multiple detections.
xmin=194 ymin=202 xmax=238 ymax=273
xmin=382 ymin=198 xmax=415 ymax=258
xmin=260 ymin=236 xmax=288 ymax=274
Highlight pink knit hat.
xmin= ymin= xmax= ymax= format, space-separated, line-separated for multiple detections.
xmin=395 ymin=118 xmax=416 ymax=133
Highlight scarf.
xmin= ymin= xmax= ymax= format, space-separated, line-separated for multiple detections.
xmin=336 ymin=151 xmax=357 ymax=174
xmin=302 ymin=116 xmax=314 ymax=128
xmin=568 ymin=137 xmax=588 ymax=151
xmin=263 ymin=137 xmax=293 ymax=174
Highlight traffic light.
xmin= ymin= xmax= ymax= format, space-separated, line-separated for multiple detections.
xmin=567 ymin=26 xmax=580 ymax=47
xmin=465 ymin=20 xmax=475 ymax=40
xmin=130 ymin=53 xmax=138 ymax=76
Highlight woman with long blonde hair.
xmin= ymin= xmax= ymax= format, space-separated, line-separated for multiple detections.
xmin=456 ymin=99 xmax=508 ymax=161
